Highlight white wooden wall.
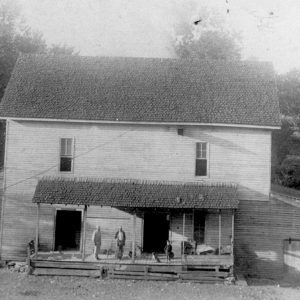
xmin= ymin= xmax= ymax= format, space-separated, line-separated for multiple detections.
xmin=0 ymin=120 xmax=272 ymax=259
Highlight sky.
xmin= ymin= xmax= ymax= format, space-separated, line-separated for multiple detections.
xmin=17 ymin=0 xmax=300 ymax=73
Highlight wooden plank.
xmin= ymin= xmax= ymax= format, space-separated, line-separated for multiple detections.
xmin=109 ymin=274 xmax=178 ymax=281
xmin=180 ymin=279 xmax=224 ymax=284
xmin=187 ymin=265 xmax=230 ymax=271
xmin=110 ymin=271 xmax=178 ymax=278
xmin=218 ymin=210 xmax=221 ymax=256
xmin=182 ymin=212 xmax=185 ymax=258
xmin=232 ymin=210 xmax=234 ymax=256
xmin=35 ymin=204 xmax=40 ymax=255
xmin=132 ymin=212 xmax=136 ymax=263
xmin=179 ymin=271 xmax=227 ymax=278
xmin=81 ymin=205 xmax=87 ymax=261
xmin=111 ymin=264 xmax=183 ymax=273
xmin=32 ymin=268 xmax=101 ymax=277
xmin=180 ymin=274 xmax=224 ymax=281
xmin=31 ymin=261 xmax=101 ymax=270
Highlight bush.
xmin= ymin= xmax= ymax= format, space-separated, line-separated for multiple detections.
xmin=275 ymin=155 xmax=300 ymax=189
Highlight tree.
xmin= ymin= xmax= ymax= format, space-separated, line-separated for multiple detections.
xmin=173 ymin=7 xmax=241 ymax=60
xmin=0 ymin=1 xmax=78 ymax=99
xmin=48 ymin=44 xmax=79 ymax=56
xmin=272 ymin=72 xmax=300 ymax=189
xmin=277 ymin=70 xmax=300 ymax=116
xmin=0 ymin=0 xmax=48 ymax=99
xmin=175 ymin=30 xmax=241 ymax=60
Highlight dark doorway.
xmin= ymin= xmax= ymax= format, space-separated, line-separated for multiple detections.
xmin=54 ymin=210 xmax=82 ymax=251
xmin=194 ymin=211 xmax=206 ymax=245
xmin=143 ymin=213 xmax=169 ymax=253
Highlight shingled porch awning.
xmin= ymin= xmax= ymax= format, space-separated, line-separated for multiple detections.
xmin=32 ymin=177 xmax=239 ymax=209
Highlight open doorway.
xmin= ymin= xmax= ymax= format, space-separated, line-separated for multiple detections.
xmin=143 ymin=213 xmax=169 ymax=253
xmin=54 ymin=210 xmax=82 ymax=251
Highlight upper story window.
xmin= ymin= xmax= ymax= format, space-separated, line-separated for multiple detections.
xmin=60 ymin=138 xmax=74 ymax=172
xmin=195 ymin=142 xmax=208 ymax=177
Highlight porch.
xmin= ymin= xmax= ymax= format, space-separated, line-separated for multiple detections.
xmin=30 ymin=177 xmax=238 ymax=281
xmin=28 ymin=253 xmax=233 ymax=282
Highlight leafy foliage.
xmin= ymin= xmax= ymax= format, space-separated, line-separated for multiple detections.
xmin=0 ymin=0 xmax=78 ymax=100
xmin=272 ymin=71 xmax=300 ymax=189
xmin=173 ymin=7 xmax=241 ymax=60
xmin=277 ymin=70 xmax=300 ymax=116
xmin=175 ymin=30 xmax=241 ymax=60
xmin=48 ymin=44 xmax=79 ymax=56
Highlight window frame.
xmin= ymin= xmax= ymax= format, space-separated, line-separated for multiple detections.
xmin=195 ymin=141 xmax=209 ymax=178
xmin=59 ymin=137 xmax=75 ymax=173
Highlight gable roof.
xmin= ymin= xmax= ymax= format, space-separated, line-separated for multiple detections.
xmin=0 ymin=54 xmax=280 ymax=127
xmin=32 ymin=177 xmax=239 ymax=209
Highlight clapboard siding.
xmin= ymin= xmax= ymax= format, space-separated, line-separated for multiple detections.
xmin=235 ymin=199 xmax=300 ymax=279
xmin=84 ymin=206 xmax=143 ymax=255
xmin=205 ymin=211 xmax=232 ymax=248
xmin=169 ymin=211 xmax=232 ymax=257
xmin=4 ymin=120 xmax=271 ymax=197
xmin=1 ymin=120 xmax=272 ymax=260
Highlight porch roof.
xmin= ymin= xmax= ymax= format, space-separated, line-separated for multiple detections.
xmin=32 ymin=177 xmax=239 ymax=209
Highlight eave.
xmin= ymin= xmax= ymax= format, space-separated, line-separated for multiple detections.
xmin=0 ymin=117 xmax=281 ymax=130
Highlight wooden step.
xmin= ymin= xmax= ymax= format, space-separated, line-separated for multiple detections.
xmin=31 ymin=260 xmax=101 ymax=270
xmin=109 ymin=274 xmax=178 ymax=281
xmin=112 ymin=264 xmax=181 ymax=273
xmin=109 ymin=270 xmax=179 ymax=279
xmin=179 ymin=271 xmax=227 ymax=278
xmin=180 ymin=278 xmax=224 ymax=284
xmin=32 ymin=267 xmax=102 ymax=277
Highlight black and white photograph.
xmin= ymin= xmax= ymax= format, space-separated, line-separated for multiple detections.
xmin=0 ymin=0 xmax=300 ymax=299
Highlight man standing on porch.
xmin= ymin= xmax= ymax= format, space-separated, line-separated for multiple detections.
xmin=115 ymin=226 xmax=126 ymax=260
xmin=92 ymin=226 xmax=102 ymax=260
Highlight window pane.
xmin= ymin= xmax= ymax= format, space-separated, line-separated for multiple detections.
xmin=60 ymin=157 xmax=72 ymax=172
xmin=195 ymin=159 xmax=207 ymax=176
xmin=196 ymin=142 xmax=207 ymax=159
xmin=196 ymin=143 xmax=200 ymax=158
xmin=60 ymin=139 xmax=66 ymax=156
xmin=66 ymin=139 xmax=72 ymax=156
xmin=60 ymin=138 xmax=73 ymax=156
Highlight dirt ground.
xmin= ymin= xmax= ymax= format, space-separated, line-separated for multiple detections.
xmin=1 ymin=269 xmax=300 ymax=300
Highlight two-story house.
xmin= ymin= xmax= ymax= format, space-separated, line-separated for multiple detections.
xmin=0 ymin=55 xmax=280 ymax=276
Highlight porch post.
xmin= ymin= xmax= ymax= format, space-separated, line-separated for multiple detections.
xmin=231 ymin=209 xmax=235 ymax=256
xmin=81 ymin=205 xmax=87 ymax=261
xmin=35 ymin=203 xmax=40 ymax=256
xmin=218 ymin=209 xmax=221 ymax=256
xmin=182 ymin=212 xmax=186 ymax=258
xmin=132 ymin=211 xmax=136 ymax=263
xmin=192 ymin=209 xmax=194 ymax=241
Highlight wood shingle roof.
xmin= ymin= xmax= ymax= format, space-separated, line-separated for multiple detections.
xmin=32 ymin=178 xmax=239 ymax=209
xmin=0 ymin=54 xmax=280 ymax=127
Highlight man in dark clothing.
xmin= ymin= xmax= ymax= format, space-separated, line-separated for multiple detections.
xmin=115 ymin=226 xmax=126 ymax=260
xmin=93 ymin=226 xmax=101 ymax=260
xmin=164 ymin=240 xmax=173 ymax=262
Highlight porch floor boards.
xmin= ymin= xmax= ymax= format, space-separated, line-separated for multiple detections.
xmin=29 ymin=254 xmax=233 ymax=282
xmin=34 ymin=252 xmax=233 ymax=266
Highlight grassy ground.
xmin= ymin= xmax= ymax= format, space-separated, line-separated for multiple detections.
xmin=1 ymin=269 xmax=300 ymax=300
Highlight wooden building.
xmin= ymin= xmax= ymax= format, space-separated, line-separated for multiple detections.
xmin=0 ymin=55 xmax=282 ymax=278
